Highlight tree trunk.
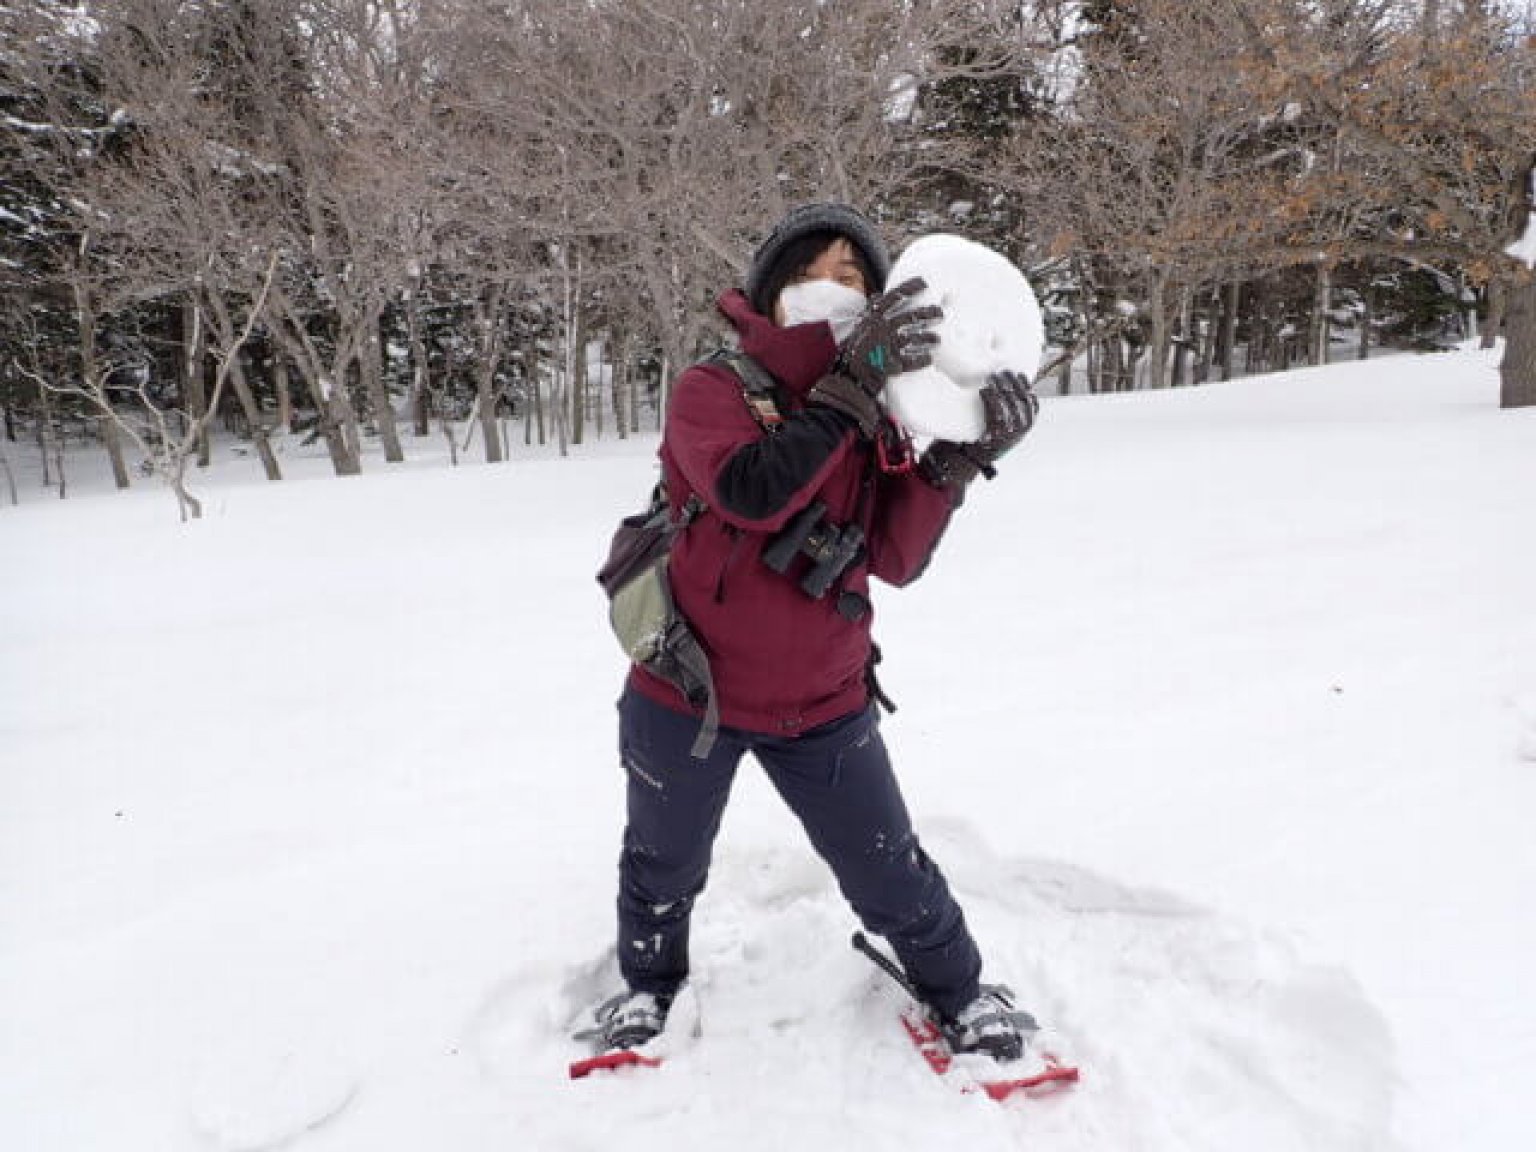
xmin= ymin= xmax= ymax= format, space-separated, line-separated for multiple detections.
xmin=336 ymin=376 xmax=362 ymax=470
xmin=1220 ymin=280 xmax=1240 ymax=381
xmin=612 ymin=332 xmax=629 ymax=440
xmin=75 ymin=282 xmax=129 ymax=489
xmin=523 ymin=373 xmax=534 ymax=446
xmin=1358 ymin=282 xmax=1373 ymax=360
xmin=1482 ymin=276 xmax=1507 ymax=349
xmin=327 ymin=339 xmax=365 ymax=475
xmin=182 ymin=297 xmax=211 ymax=467
xmin=477 ymin=360 xmax=504 ymax=463
xmin=1194 ymin=288 xmax=1215 ymax=385
xmin=1171 ymin=287 xmax=1192 ymax=387
xmin=316 ymin=371 xmax=362 ymax=475
xmin=1105 ymin=335 xmax=1126 ymax=392
xmin=361 ymin=314 xmax=404 ymax=463
xmin=0 ymin=445 xmax=16 ymax=505
xmin=269 ymin=296 xmax=360 ymax=476
xmin=1309 ymin=263 xmax=1332 ymax=366
xmin=168 ymin=451 xmax=203 ymax=522
xmin=405 ymin=286 xmax=431 ymax=436
xmin=559 ymin=249 xmax=583 ymax=454
xmin=474 ymin=288 xmax=505 ymax=464
xmin=629 ymin=353 xmax=641 ymax=435
xmin=1148 ymin=271 xmax=1169 ymax=389
xmin=36 ymin=392 xmax=52 ymax=489
xmin=275 ymin=354 xmax=294 ymax=432
xmin=553 ymin=362 xmax=570 ymax=454
xmin=207 ymin=292 xmax=282 ymax=482
xmin=226 ymin=352 xmax=282 ymax=481
xmin=592 ymin=338 xmax=604 ymax=441
xmin=1460 ymin=274 xmax=1477 ymax=343
xmin=318 ymin=388 xmax=357 ymax=473
xmin=570 ymin=319 xmax=586 ymax=447
xmin=1498 ymin=274 xmax=1536 ymax=408
xmin=1247 ymin=281 xmax=1269 ymax=373
xmin=528 ymin=369 xmax=546 ymax=446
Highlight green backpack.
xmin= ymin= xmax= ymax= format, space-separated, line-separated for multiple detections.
xmin=597 ymin=483 xmax=716 ymax=757
xmin=594 ymin=351 xmax=780 ymax=758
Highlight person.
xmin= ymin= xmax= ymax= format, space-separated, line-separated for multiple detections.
xmin=591 ymin=203 xmax=1039 ymax=1062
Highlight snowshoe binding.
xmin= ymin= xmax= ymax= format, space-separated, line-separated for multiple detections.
xmin=568 ymin=988 xmax=677 ymax=1079
xmin=940 ymin=985 xmax=1031 ymax=1063
xmin=590 ymin=989 xmax=672 ymax=1050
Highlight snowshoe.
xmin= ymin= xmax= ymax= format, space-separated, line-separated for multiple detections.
xmin=851 ymin=931 xmax=1081 ymax=1101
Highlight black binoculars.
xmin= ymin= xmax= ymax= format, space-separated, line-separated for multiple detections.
xmin=762 ymin=500 xmax=865 ymax=600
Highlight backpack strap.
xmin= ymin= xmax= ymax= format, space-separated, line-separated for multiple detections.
xmin=704 ymin=348 xmax=784 ymax=431
xmin=653 ymin=477 xmax=706 ymax=527
xmin=671 ymin=623 xmax=721 ymax=759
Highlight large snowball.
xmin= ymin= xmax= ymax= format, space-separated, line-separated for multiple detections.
xmin=881 ymin=234 xmax=1045 ymax=442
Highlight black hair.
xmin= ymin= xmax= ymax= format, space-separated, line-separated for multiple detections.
xmin=755 ymin=230 xmax=878 ymax=316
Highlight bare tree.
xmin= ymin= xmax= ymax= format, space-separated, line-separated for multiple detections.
xmin=74 ymin=75 xmax=290 ymax=481
xmin=66 ymin=240 xmax=133 ymax=490
xmin=3 ymin=302 xmax=70 ymax=498
xmin=11 ymin=0 xmax=1536 ymax=498
xmin=54 ymin=252 xmax=279 ymax=520
xmin=430 ymin=0 xmax=1013 ymax=409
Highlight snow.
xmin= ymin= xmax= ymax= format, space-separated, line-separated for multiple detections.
xmin=883 ymin=234 xmax=1046 ymax=441
xmin=1504 ymin=170 xmax=1536 ymax=268
xmin=4 ymin=346 xmax=1536 ymax=1151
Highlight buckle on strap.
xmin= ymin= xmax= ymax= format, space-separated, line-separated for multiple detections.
xmin=876 ymin=418 xmax=916 ymax=475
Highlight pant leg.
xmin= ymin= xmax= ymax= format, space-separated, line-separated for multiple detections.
xmin=616 ymin=688 xmax=744 ymax=998
xmin=752 ymin=706 xmax=982 ymax=1019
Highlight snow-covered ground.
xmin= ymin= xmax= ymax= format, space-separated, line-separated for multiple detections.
xmin=3 ymin=346 xmax=1534 ymax=1151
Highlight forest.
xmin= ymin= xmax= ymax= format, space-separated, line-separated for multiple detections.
xmin=3 ymin=1 xmax=1535 ymax=516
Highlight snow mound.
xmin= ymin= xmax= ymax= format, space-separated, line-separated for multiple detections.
xmin=882 ymin=234 xmax=1046 ymax=441
xmin=186 ymin=995 xmax=363 ymax=1152
xmin=470 ymin=828 xmax=1395 ymax=1152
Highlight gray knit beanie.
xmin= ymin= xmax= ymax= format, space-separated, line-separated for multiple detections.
xmin=745 ymin=203 xmax=891 ymax=316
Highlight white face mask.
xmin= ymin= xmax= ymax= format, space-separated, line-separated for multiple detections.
xmin=777 ymin=280 xmax=869 ymax=344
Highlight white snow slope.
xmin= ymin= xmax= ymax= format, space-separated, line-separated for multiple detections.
xmin=3 ymin=347 xmax=1535 ymax=1152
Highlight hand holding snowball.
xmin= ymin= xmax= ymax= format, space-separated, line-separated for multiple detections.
xmin=809 ymin=277 xmax=943 ymax=437
xmin=920 ymin=370 xmax=1039 ymax=489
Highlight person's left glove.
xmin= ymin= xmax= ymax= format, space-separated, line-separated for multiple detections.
xmin=808 ymin=277 xmax=942 ymax=438
xmin=920 ymin=370 xmax=1039 ymax=489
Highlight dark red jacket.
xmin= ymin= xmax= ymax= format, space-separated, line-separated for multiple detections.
xmin=628 ymin=289 xmax=959 ymax=735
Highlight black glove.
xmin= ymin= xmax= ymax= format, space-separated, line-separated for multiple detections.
xmin=808 ymin=277 xmax=942 ymax=437
xmin=839 ymin=277 xmax=943 ymax=390
xmin=920 ymin=370 xmax=1039 ymax=489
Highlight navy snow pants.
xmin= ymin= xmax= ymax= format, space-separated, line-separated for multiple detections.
xmin=616 ymin=687 xmax=983 ymax=1019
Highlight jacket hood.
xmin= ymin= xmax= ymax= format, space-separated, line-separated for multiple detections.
xmin=716 ymin=289 xmax=837 ymax=398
